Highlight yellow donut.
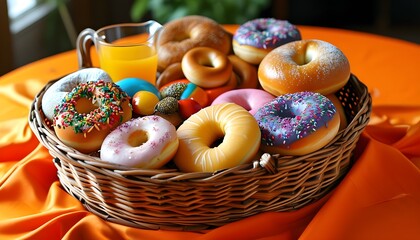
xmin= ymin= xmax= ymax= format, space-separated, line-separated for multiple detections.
xmin=174 ymin=103 xmax=261 ymax=172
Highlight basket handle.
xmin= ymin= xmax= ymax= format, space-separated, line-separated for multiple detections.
xmin=253 ymin=153 xmax=278 ymax=174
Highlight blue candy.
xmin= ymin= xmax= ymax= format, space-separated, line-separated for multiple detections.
xmin=116 ymin=78 xmax=160 ymax=99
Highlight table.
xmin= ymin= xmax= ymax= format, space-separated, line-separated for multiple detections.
xmin=1 ymin=25 xmax=419 ymax=240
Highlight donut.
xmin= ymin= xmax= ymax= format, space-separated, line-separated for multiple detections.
xmin=258 ymin=39 xmax=351 ymax=96
xmin=228 ymin=55 xmax=258 ymax=89
xmin=53 ymin=80 xmax=132 ymax=153
xmin=174 ymin=103 xmax=261 ymax=172
xmin=182 ymin=47 xmax=232 ymax=88
xmin=157 ymin=15 xmax=231 ymax=71
xmin=100 ymin=116 xmax=179 ymax=169
xmin=42 ymin=68 xmax=112 ymax=121
xmin=254 ymin=91 xmax=340 ymax=155
xmin=233 ymin=18 xmax=301 ymax=65
xmin=211 ymin=89 xmax=275 ymax=115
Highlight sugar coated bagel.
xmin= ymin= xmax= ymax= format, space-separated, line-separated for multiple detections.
xmin=53 ymin=80 xmax=132 ymax=153
xmin=258 ymin=39 xmax=350 ymax=96
xmin=100 ymin=116 xmax=179 ymax=169
xmin=211 ymin=89 xmax=275 ymax=115
xmin=182 ymin=47 xmax=232 ymax=88
xmin=174 ymin=103 xmax=261 ymax=172
xmin=157 ymin=15 xmax=231 ymax=71
xmin=233 ymin=18 xmax=301 ymax=64
xmin=255 ymin=91 xmax=340 ymax=155
xmin=42 ymin=68 xmax=112 ymax=121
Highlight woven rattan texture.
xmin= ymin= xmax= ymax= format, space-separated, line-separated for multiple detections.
xmin=29 ymin=74 xmax=371 ymax=230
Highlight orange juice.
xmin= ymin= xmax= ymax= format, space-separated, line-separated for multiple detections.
xmin=98 ymin=44 xmax=158 ymax=84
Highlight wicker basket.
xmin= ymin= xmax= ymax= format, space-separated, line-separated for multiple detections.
xmin=29 ymin=74 xmax=371 ymax=231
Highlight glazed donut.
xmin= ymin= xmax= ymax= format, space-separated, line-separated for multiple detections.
xmin=174 ymin=103 xmax=261 ymax=172
xmin=156 ymin=62 xmax=185 ymax=89
xmin=228 ymin=55 xmax=258 ymax=89
xmin=53 ymin=80 xmax=132 ymax=153
xmin=258 ymin=39 xmax=351 ymax=96
xmin=42 ymin=68 xmax=112 ymax=121
xmin=100 ymin=116 xmax=179 ymax=169
xmin=233 ymin=18 xmax=301 ymax=65
xmin=182 ymin=47 xmax=232 ymax=88
xmin=211 ymin=89 xmax=275 ymax=115
xmin=255 ymin=91 xmax=340 ymax=155
xmin=157 ymin=15 xmax=231 ymax=71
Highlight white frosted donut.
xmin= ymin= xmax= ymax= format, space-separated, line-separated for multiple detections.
xmin=174 ymin=103 xmax=261 ymax=172
xmin=211 ymin=89 xmax=275 ymax=115
xmin=100 ymin=116 xmax=179 ymax=169
xmin=258 ymin=39 xmax=350 ymax=96
xmin=42 ymin=68 xmax=112 ymax=121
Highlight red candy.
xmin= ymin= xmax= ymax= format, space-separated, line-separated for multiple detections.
xmin=178 ymin=99 xmax=202 ymax=120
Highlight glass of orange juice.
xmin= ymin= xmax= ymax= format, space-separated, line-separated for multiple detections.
xmin=76 ymin=21 xmax=162 ymax=84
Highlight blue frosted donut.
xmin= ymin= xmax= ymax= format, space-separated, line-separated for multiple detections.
xmin=233 ymin=18 xmax=301 ymax=64
xmin=254 ymin=91 xmax=340 ymax=155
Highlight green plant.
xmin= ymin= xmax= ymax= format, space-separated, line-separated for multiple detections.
xmin=130 ymin=0 xmax=270 ymax=24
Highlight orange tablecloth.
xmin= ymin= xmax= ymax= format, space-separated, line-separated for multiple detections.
xmin=1 ymin=25 xmax=419 ymax=240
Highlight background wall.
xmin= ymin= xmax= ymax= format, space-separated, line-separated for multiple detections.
xmin=3 ymin=0 xmax=420 ymax=75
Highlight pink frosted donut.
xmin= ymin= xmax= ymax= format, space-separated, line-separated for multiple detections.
xmin=233 ymin=18 xmax=301 ymax=64
xmin=255 ymin=91 xmax=340 ymax=155
xmin=100 ymin=116 xmax=179 ymax=169
xmin=211 ymin=89 xmax=275 ymax=115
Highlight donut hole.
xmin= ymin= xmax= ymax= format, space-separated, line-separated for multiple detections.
xmin=75 ymin=97 xmax=98 ymax=114
xmin=200 ymin=121 xmax=225 ymax=148
xmin=198 ymin=58 xmax=215 ymax=68
xmin=304 ymin=48 xmax=316 ymax=64
xmin=210 ymin=136 xmax=225 ymax=148
xmin=197 ymin=53 xmax=220 ymax=69
xmin=173 ymin=32 xmax=190 ymax=42
xmin=255 ymin=25 xmax=267 ymax=33
xmin=292 ymin=46 xmax=316 ymax=66
xmin=128 ymin=130 xmax=149 ymax=147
